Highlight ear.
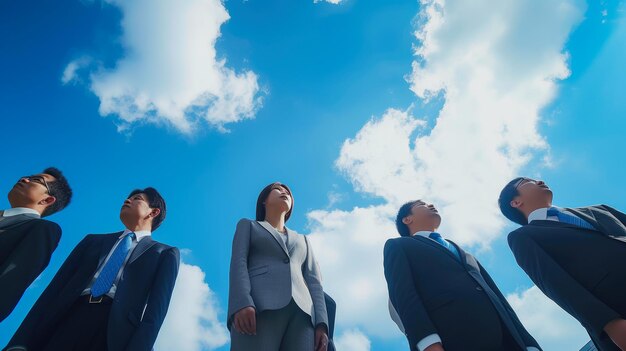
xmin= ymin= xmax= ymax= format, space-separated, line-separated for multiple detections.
xmin=510 ymin=198 xmax=523 ymax=209
xmin=150 ymin=208 xmax=161 ymax=219
xmin=402 ymin=216 xmax=412 ymax=225
xmin=39 ymin=196 xmax=56 ymax=207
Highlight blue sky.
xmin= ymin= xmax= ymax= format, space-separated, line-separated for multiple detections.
xmin=1 ymin=0 xmax=625 ymax=350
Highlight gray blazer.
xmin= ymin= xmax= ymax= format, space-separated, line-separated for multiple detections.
xmin=228 ymin=218 xmax=328 ymax=330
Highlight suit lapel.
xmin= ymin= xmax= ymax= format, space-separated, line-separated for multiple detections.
xmin=257 ymin=221 xmax=289 ymax=257
xmin=97 ymin=233 xmax=122 ymax=268
xmin=285 ymin=228 xmax=298 ymax=254
xmin=411 ymin=235 xmax=461 ymax=264
xmin=565 ymin=207 xmax=603 ymax=231
xmin=129 ymin=236 xmax=157 ymax=264
xmin=449 ymin=240 xmax=472 ymax=267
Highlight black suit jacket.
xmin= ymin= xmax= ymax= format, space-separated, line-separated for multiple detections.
xmin=384 ymin=235 xmax=540 ymax=351
xmin=5 ymin=232 xmax=180 ymax=351
xmin=0 ymin=217 xmax=61 ymax=322
xmin=509 ymin=205 xmax=626 ymax=351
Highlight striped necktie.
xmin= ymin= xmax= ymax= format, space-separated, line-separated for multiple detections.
xmin=547 ymin=207 xmax=596 ymax=231
xmin=429 ymin=232 xmax=461 ymax=261
xmin=91 ymin=232 xmax=135 ymax=297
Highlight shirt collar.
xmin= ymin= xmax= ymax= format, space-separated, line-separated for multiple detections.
xmin=412 ymin=230 xmax=436 ymax=238
xmin=121 ymin=228 xmax=151 ymax=241
xmin=2 ymin=207 xmax=41 ymax=218
xmin=528 ymin=206 xmax=561 ymax=223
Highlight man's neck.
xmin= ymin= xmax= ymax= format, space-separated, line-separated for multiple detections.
xmin=123 ymin=222 xmax=152 ymax=232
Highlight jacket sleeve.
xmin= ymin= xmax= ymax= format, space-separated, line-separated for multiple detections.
xmin=0 ymin=221 xmax=61 ymax=322
xmin=383 ymin=239 xmax=437 ymax=348
xmin=227 ymin=219 xmax=254 ymax=329
xmin=508 ymin=230 xmax=620 ymax=334
xmin=4 ymin=234 xmax=92 ymax=350
xmin=302 ymin=235 xmax=328 ymax=330
xmin=477 ymin=260 xmax=542 ymax=350
xmin=125 ymin=247 xmax=180 ymax=351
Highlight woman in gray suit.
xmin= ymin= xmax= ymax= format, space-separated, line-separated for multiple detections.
xmin=228 ymin=182 xmax=329 ymax=351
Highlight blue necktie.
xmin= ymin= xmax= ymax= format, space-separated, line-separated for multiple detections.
xmin=91 ymin=232 xmax=135 ymax=297
xmin=547 ymin=207 xmax=596 ymax=231
xmin=429 ymin=232 xmax=461 ymax=261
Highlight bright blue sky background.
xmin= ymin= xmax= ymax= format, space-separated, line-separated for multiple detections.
xmin=1 ymin=0 xmax=625 ymax=350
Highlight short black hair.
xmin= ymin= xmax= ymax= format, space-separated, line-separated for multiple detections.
xmin=256 ymin=182 xmax=293 ymax=222
xmin=498 ymin=177 xmax=527 ymax=225
xmin=41 ymin=167 xmax=72 ymax=217
xmin=395 ymin=200 xmax=420 ymax=237
xmin=127 ymin=187 xmax=166 ymax=231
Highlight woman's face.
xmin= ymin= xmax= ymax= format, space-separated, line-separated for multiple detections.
xmin=265 ymin=184 xmax=292 ymax=214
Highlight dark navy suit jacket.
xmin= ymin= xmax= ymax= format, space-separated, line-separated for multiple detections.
xmin=509 ymin=205 xmax=626 ymax=351
xmin=4 ymin=232 xmax=180 ymax=351
xmin=384 ymin=235 xmax=540 ymax=351
xmin=0 ymin=216 xmax=61 ymax=322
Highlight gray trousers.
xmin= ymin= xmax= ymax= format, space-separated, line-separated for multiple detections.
xmin=230 ymin=299 xmax=314 ymax=351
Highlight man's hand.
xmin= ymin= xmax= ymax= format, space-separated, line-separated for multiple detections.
xmin=233 ymin=306 xmax=256 ymax=335
xmin=604 ymin=318 xmax=626 ymax=350
xmin=314 ymin=325 xmax=329 ymax=351
xmin=424 ymin=343 xmax=445 ymax=351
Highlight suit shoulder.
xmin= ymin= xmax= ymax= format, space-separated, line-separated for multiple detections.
xmin=150 ymin=238 xmax=175 ymax=249
xmin=23 ymin=219 xmax=62 ymax=243
xmin=152 ymin=239 xmax=179 ymax=254
xmin=507 ymin=226 xmax=536 ymax=248
xmin=507 ymin=226 xmax=530 ymax=238
xmin=237 ymin=218 xmax=254 ymax=225
xmin=236 ymin=218 xmax=255 ymax=230
xmin=384 ymin=236 xmax=411 ymax=250
xmin=30 ymin=218 xmax=61 ymax=233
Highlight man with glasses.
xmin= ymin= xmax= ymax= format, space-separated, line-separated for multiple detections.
xmin=4 ymin=187 xmax=179 ymax=351
xmin=0 ymin=167 xmax=72 ymax=322
xmin=499 ymin=177 xmax=626 ymax=351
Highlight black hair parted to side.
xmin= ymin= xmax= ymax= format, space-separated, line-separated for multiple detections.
xmin=395 ymin=200 xmax=420 ymax=237
xmin=498 ymin=177 xmax=528 ymax=225
xmin=41 ymin=167 xmax=73 ymax=217
xmin=128 ymin=187 xmax=167 ymax=231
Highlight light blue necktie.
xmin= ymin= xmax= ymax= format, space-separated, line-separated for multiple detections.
xmin=429 ymin=232 xmax=461 ymax=261
xmin=91 ymin=232 xmax=135 ymax=297
xmin=547 ymin=207 xmax=596 ymax=231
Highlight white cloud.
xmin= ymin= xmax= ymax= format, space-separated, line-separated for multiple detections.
xmin=306 ymin=0 xmax=586 ymax=346
xmin=308 ymin=204 xmax=402 ymax=338
xmin=334 ymin=329 xmax=372 ymax=351
xmin=155 ymin=262 xmax=229 ymax=351
xmin=61 ymin=56 xmax=91 ymax=85
xmin=66 ymin=0 xmax=262 ymax=134
xmin=314 ymin=0 xmax=344 ymax=4
xmin=508 ymin=286 xmax=589 ymax=350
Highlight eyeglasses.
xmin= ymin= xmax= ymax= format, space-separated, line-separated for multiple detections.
xmin=20 ymin=175 xmax=51 ymax=194
xmin=515 ymin=178 xmax=538 ymax=191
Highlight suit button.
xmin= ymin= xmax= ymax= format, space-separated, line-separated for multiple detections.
xmin=283 ymin=258 xmax=290 ymax=264
xmin=476 ymin=286 xmax=483 ymax=291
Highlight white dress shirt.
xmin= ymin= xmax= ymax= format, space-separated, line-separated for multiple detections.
xmin=2 ymin=207 xmax=41 ymax=218
xmin=82 ymin=229 xmax=151 ymax=298
xmin=389 ymin=230 xmax=539 ymax=351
